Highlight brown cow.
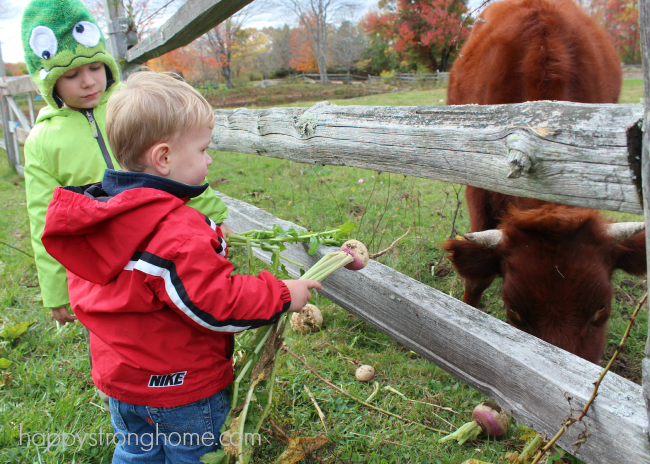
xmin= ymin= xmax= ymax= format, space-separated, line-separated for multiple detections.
xmin=443 ymin=0 xmax=646 ymax=363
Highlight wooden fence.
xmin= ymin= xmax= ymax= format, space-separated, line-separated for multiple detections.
xmin=2 ymin=0 xmax=650 ymax=461
xmin=0 ymin=75 xmax=35 ymax=176
xmin=219 ymin=191 xmax=650 ymax=464
xmin=367 ymin=71 xmax=450 ymax=86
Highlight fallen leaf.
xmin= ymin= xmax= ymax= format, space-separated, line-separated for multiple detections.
xmin=275 ymin=434 xmax=329 ymax=464
xmin=1 ymin=321 xmax=36 ymax=341
xmin=0 ymin=358 xmax=12 ymax=369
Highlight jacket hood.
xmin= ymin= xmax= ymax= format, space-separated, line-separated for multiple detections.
xmin=42 ymin=171 xmax=208 ymax=285
xmin=21 ymin=0 xmax=120 ymax=109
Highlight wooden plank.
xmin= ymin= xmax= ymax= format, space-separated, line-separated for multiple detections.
xmin=7 ymin=96 xmax=32 ymax=131
xmin=125 ymin=0 xmax=255 ymax=64
xmin=217 ymin=191 xmax=650 ymax=464
xmin=16 ymin=127 xmax=30 ymax=144
xmin=212 ymin=101 xmax=644 ymax=214
xmin=639 ymin=0 xmax=650 ymax=431
xmin=0 ymin=76 xmax=36 ymax=96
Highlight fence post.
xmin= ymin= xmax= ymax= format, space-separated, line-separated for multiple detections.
xmin=102 ymin=0 xmax=138 ymax=79
xmin=640 ymin=0 xmax=650 ymax=435
xmin=27 ymin=92 xmax=35 ymax=126
xmin=0 ymin=40 xmax=6 ymax=78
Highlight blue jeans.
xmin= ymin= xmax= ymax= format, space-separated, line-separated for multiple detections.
xmin=109 ymin=389 xmax=230 ymax=464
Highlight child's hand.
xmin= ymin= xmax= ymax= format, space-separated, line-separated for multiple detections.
xmin=219 ymin=222 xmax=234 ymax=237
xmin=51 ymin=306 xmax=77 ymax=325
xmin=282 ymin=280 xmax=322 ymax=312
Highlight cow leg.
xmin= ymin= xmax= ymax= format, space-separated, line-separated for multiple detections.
xmin=465 ymin=186 xmax=502 ymax=232
xmin=462 ymin=275 xmax=496 ymax=308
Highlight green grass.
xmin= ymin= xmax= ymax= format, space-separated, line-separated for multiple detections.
xmin=0 ymin=80 xmax=647 ymax=463
xmin=620 ymin=78 xmax=645 ymax=104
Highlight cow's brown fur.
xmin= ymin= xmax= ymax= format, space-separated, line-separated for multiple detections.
xmin=443 ymin=0 xmax=645 ymax=363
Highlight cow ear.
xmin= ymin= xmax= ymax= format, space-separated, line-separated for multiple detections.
xmin=612 ymin=232 xmax=647 ymax=276
xmin=443 ymin=238 xmax=502 ymax=280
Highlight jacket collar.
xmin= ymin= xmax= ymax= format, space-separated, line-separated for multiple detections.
xmin=102 ymin=169 xmax=208 ymax=199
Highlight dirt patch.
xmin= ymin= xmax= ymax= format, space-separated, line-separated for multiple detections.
xmin=202 ymin=83 xmax=398 ymax=108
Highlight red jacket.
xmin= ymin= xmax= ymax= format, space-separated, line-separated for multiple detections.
xmin=42 ymin=172 xmax=291 ymax=407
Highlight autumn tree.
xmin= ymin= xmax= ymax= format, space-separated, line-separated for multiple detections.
xmin=289 ymin=21 xmax=319 ymax=73
xmin=590 ymin=0 xmax=640 ymax=64
xmin=265 ymin=25 xmax=293 ymax=75
xmin=364 ymin=0 xmax=470 ymax=72
xmin=276 ymin=0 xmax=357 ymax=83
xmin=332 ymin=20 xmax=366 ymax=78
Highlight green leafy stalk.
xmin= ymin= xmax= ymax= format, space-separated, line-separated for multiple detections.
xmin=300 ymin=252 xmax=354 ymax=282
xmin=225 ymin=223 xmax=357 ymax=275
xmin=232 ymin=326 xmax=273 ymax=408
xmin=439 ymin=420 xmax=482 ymax=445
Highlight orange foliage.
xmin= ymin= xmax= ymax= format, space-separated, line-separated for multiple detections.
xmin=147 ymin=44 xmax=218 ymax=83
xmin=289 ymin=24 xmax=318 ymax=73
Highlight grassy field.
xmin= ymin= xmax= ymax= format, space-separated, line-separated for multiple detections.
xmin=0 ymin=80 xmax=647 ymax=464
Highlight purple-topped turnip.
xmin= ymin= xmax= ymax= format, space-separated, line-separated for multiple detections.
xmin=439 ymin=401 xmax=508 ymax=444
xmin=341 ymin=239 xmax=369 ymax=270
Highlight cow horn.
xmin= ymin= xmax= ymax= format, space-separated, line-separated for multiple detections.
xmin=607 ymin=222 xmax=645 ymax=243
xmin=463 ymin=229 xmax=503 ymax=248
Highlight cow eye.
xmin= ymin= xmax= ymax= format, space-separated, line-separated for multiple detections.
xmin=72 ymin=21 xmax=101 ymax=48
xmin=29 ymin=26 xmax=58 ymax=60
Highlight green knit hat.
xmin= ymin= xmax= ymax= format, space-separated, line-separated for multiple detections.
xmin=21 ymin=0 xmax=120 ymax=108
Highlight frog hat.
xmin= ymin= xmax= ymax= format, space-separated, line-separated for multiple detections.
xmin=21 ymin=0 xmax=120 ymax=108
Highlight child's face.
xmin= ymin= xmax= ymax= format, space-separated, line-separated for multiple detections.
xmin=53 ymin=62 xmax=106 ymax=110
xmin=166 ymin=125 xmax=214 ymax=186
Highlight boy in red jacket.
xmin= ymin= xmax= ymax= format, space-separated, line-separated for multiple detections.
xmin=42 ymin=71 xmax=321 ymax=463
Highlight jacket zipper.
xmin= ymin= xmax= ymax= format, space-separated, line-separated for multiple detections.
xmin=82 ymin=108 xmax=114 ymax=169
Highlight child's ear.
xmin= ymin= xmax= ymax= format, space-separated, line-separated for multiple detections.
xmin=149 ymin=142 xmax=171 ymax=176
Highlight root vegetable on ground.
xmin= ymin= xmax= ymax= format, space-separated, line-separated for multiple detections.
xmin=290 ymin=304 xmax=323 ymax=334
xmin=439 ymin=401 xmax=508 ymax=445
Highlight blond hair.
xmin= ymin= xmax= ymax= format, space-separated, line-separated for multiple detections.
xmin=106 ymin=71 xmax=214 ymax=171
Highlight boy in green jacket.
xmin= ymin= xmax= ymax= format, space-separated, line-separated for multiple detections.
xmin=21 ymin=0 xmax=230 ymax=325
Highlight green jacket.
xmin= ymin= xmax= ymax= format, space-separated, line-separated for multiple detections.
xmin=24 ymin=83 xmax=228 ymax=309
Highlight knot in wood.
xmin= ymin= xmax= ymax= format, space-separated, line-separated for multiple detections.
xmin=296 ymin=112 xmax=318 ymax=137
xmin=505 ymin=134 xmax=537 ymax=179
xmin=506 ymin=150 xmax=533 ymax=178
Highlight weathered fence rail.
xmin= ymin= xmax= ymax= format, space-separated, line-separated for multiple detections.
xmin=368 ymin=72 xmax=450 ymax=85
xmin=212 ymin=100 xmax=644 ymax=214
xmin=0 ymin=75 xmax=34 ymax=176
xmin=219 ymin=191 xmax=650 ymax=464
xmin=125 ymin=0 xmax=254 ymax=65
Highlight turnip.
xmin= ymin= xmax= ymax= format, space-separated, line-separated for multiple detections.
xmin=299 ymin=240 xmax=369 ymax=282
xmin=290 ymin=304 xmax=323 ymax=334
xmin=340 ymin=239 xmax=369 ymax=271
xmin=355 ymin=364 xmax=375 ymax=382
xmin=439 ymin=401 xmax=508 ymax=444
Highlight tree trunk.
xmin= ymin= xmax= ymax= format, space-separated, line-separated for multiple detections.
xmin=221 ymin=64 xmax=234 ymax=89
xmin=316 ymin=51 xmax=329 ymax=84
xmin=439 ymin=47 xmax=451 ymax=72
xmin=222 ymin=47 xmax=234 ymax=89
xmin=429 ymin=48 xmax=439 ymax=73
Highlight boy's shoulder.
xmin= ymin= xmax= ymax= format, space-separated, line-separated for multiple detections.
xmin=147 ymin=202 xmax=222 ymax=255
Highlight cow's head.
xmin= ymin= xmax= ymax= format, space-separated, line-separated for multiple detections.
xmin=444 ymin=206 xmax=646 ymax=363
